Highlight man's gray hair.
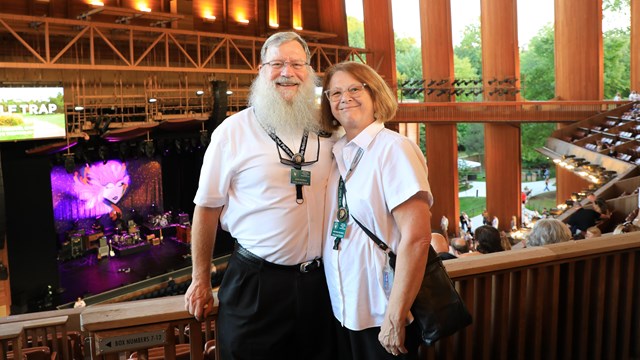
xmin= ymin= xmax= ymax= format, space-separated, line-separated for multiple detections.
xmin=526 ymin=218 xmax=572 ymax=247
xmin=260 ymin=32 xmax=311 ymax=63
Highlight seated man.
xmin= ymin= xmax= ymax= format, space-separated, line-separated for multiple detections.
xmin=431 ymin=233 xmax=456 ymax=260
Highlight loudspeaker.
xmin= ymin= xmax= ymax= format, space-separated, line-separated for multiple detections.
xmin=59 ymin=241 xmax=72 ymax=261
xmin=0 ymin=262 xmax=8 ymax=280
xmin=210 ymin=80 xmax=228 ymax=132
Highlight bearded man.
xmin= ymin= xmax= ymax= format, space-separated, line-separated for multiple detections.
xmin=185 ymin=32 xmax=336 ymax=359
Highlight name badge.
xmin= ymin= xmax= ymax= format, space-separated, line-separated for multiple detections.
xmin=291 ymin=169 xmax=311 ymax=185
xmin=331 ymin=221 xmax=347 ymax=238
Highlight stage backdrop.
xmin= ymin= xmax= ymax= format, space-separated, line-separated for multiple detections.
xmin=51 ymin=158 xmax=163 ymax=238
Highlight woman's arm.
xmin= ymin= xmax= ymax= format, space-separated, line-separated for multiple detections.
xmin=378 ymin=191 xmax=432 ymax=355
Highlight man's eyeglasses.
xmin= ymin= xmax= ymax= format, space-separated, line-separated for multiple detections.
xmin=324 ymin=83 xmax=368 ymax=102
xmin=262 ymin=60 xmax=309 ymax=70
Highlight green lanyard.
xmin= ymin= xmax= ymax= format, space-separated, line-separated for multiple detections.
xmin=332 ymin=147 xmax=364 ymax=250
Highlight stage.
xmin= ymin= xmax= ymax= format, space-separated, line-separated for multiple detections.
xmin=56 ymin=237 xmax=192 ymax=305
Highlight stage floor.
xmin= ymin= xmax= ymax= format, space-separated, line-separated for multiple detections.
xmin=57 ymin=238 xmax=192 ymax=305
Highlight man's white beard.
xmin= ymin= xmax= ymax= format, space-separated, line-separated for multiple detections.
xmin=249 ymin=72 xmax=320 ymax=138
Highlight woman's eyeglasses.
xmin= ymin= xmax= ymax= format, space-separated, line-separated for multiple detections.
xmin=324 ymin=83 xmax=368 ymax=102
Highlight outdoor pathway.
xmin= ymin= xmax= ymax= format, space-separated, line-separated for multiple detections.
xmin=459 ymin=178 xmax=556 ymax=231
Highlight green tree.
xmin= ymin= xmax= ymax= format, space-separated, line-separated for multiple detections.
xmin=457 ymin=123 xmax=484 ymax=155
xmin=396 ymin=35 xmax=423 ymax=100
xmin=521 ymin=123 xmax=557 ymax=168
xmin=454 ymin=22 xmax=482 ymax=77
xmin=453 ymin=55 xmax=481 ymax=102
xmin=603 ymin=0 xmax=630 ymax=12
xmin=347 ymin=16 xmax=365 ymax=48
xmin=520 ymin=24 xmax=555 ymax=100
xmin=603 ymin=28 xmax=630 ymax=99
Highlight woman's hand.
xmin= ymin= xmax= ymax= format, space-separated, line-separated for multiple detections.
xmin=379 ymin=318 xmax=407 ymax=356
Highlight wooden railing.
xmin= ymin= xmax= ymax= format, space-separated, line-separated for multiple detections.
xmin=393 ymin=100 xmax=627 ymax=124
xmin=72 ymin=232 xmax=640 ymax=360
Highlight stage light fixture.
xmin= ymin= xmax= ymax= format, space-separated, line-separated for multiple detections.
xmin=148 ymin=98 xmax=157 ymax=103
xmin=200 ymin=129 xmax=210 ymax=147
xmin=144 ymin=139 xmax=155 ymax=158
xmin=226 ymin=90 xmax=233 ymax=95
xmin=64 ymin=153 xmax=76 ymax=174
xmin=98 ymin=145 xmax=109 ymax=164
xmin=195 ymin=90 xmax=205 ymax=96
xmin=74 ymin=106 xmax=84 ymax=111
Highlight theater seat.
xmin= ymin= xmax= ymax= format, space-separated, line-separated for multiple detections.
xmin=7 ymin=346 xmax=56 ymax=360
xmin=203 ymin=339 xmax=216 ymax=360
xmin=128 ymin=343 xmax=190 ymax=360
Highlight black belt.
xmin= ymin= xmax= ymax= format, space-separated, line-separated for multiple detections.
xmin=234 ymin=243 xmax=322 ymax=273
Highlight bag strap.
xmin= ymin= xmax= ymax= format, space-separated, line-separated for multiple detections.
xmin=352 ymin=215 xmax=438 ymax=269
xmin=351 ymin=215 xmax=397 ymax=261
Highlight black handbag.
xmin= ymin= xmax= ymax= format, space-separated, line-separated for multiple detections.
xmin=352 ymin=216 xmax=472 ymax=346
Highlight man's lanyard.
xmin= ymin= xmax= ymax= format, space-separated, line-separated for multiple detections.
xmin=266 ymin=130 xmax=309 ymax=169
xmin=332 ymin=147 xmax=364 ymax=250
xmin=264 ymin=128 xmax=320 ymax=204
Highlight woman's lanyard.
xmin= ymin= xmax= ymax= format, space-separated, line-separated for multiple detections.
xmin=332 ymin=147 xmax=364 ymax=250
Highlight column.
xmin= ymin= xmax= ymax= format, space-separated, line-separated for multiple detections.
xmin=420 ymin=0 xmax=459 ymax=237
xmin=554 ymin=0 xmax=603 ymax=203
xmin=481 ymin=0 xmax=521 ymax=231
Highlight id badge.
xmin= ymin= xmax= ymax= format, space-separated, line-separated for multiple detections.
xmin=331 ymin=221 xmax=347 ymax=238
xmin=290 ymin=169 xmax=311 ymax=185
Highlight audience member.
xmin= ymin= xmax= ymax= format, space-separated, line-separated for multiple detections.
xmin=629 ymin=90 xmax=638 ymax=101
xmin=474 ymin=225 xmax=504 ymax=254
xmin=526 ymin=218 xmax=572 ymax=247
xmin=451 ymin=237 xmax=473 ymax=257
xmin=460 ymin=212 xmax=471 ymax=232
xmin=567 ymin=203 xmax=603 ymax=236
xmin=613 ymin=92 xmax=622 ymax=101
xmin=584 ymin=226 xmax=601 ymax=239
xmin=431 ymin=233 xmax=456 ymax=260
xmin=441 ymin=215 xmax=449 ymax=238
xmin=482 ymin=209 xmax=490 ymax=225
xmin=74 ymin=296 xmax=86 ymax=308
xmin=500 ymin=231 xmax=512 ymax=250
xmin=491 ymin=216 xmax=499 ymax=229
xmin=612 ymin=223 xmax=640 ymax=234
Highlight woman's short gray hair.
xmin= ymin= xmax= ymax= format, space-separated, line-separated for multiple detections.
xmin=526 ymin=218 xmax=572 ymax=247
xmin=260 ymin=32 xmax=310 ymax=63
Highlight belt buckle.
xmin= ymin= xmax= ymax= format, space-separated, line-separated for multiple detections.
xmin=299 ymin=259 xmax=319 ymax=273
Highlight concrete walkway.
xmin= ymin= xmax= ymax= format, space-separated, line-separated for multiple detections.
xmin=459 ymin=178 xmax=556 ymax=231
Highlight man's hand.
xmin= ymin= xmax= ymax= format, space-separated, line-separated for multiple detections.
xmin=184 ymin=280 xmax=214 ymax=321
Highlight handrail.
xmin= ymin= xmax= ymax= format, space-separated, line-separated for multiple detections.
xmin=444 ymin=231 xmax=640 ymax=278
xmin=76 ymin=232 xmax=640 ymax=359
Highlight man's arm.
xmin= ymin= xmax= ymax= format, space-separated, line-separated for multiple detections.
xmin=184 ymin=205 xmax=223 ymax=321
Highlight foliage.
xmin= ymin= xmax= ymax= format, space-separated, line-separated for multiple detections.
xmin=521 ymin=123 xmax=557 ymax=168
xmin=520 ymin=24 xmax=555 ymax=100
xmin=453 ymin=55 xmax=481 ymax=102
xmin=603 ymin=0 xmax=630 ymax=12
xmin=0 ymin=114 xmax=24 ymax=126
xmin=396 ymin=35 xmax=424 ymax=100
xmin=603 ymin=28 xmax=630 ymax=99
xmin=457 ymin=123 xmax=484 ymax=155
xmin=347 ymin=16 xmax=365 ymax=48
xmin=454 ymin=23 xmax=482 ymax=77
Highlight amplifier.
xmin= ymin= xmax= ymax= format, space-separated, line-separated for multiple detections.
xmin=176 ymin=225 xmax=191 ymax=243
xmin=71 ymin=236 xmax=83 ymax=258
